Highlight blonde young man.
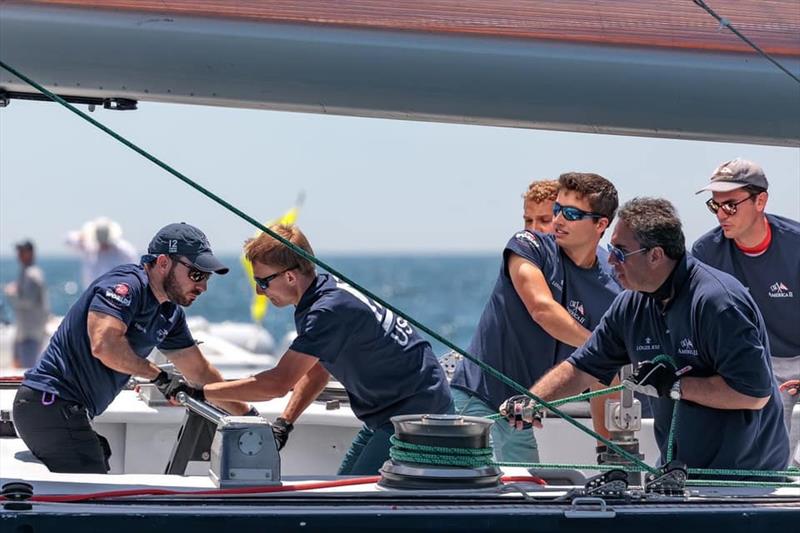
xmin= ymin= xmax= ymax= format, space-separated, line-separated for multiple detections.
xmin=171 ymin=225 xmax=454 ymax=475
xmin=523 ymin=179 xmax=559 ymax=234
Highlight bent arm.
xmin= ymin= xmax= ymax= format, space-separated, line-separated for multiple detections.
xmin=87 ymin=311 xmax=161 ymax=379
xmin=203 ymin=349 xmax=319 ymax=403
xmin=164 ymin=344 xmax=251 ymax=415
xmin=280 ymin=362 xmax=331 ymax=423
xmin=681 ymin=375 xmax=769 ymax=410
xmin=508 ymin=254 xmax=592 ymax=348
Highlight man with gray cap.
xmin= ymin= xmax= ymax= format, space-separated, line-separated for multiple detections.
xmin=692 ymin=158 xmax=800 ymax=467
xmin=13 ymin=223 xmax=253 ymax=473
xmin=3 ymin=240 xmax=50 ymax=368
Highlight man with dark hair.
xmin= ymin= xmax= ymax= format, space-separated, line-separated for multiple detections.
xmin=13 ymin=223 xmax=253 ymax=473
xmin=501 ymin=198 xmax=789 ymax=474
xmin=4 ymin=240 xmax=50 ymax=368
xmin=170 ymin=224 xmax=453 ymax=475
xmin=450 ymin=172 xmax=622 ymax=462
xmin=692 ymin=158 xmax=799 ymax=467
xmin=523 ymin=179 xmax=559 ymax=233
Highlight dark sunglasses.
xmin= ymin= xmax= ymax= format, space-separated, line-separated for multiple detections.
xmin=254 ymin=265 xmax=299 ymax=291
xmin=171 ymin=256 xmax=211 ymax=283
xmin=553 ymin=202 xmax=605 ymax=222
xmin=607 ymin=243 xmax=648 ymax=263
xmin=705 ymin=193 xmax=756 ymax=216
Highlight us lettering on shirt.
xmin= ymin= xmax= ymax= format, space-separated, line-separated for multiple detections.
xmin=336 ymin=281 xmax=414 ymax=347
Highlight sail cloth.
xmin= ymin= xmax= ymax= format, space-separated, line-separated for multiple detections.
xmin=240 ymin=199 xmax=303 ymax=324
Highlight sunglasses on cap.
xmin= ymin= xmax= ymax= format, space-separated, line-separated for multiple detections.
xmin=254 ymin=265 xmax=299 ymax=291
xmin=171 ymin=256 xmax=211 ymax=283
xmin=705 ymin=193 xmax=756 ymax=217
xmin=606 ymin=243 xmax=648 ymax=263
xmin=553 ymin=202 xmax=605 ymax=222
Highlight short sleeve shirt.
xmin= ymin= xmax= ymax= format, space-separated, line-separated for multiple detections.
xmin=290 ymin=273 xmax=452 ymax=429
xmin=450 ymin=231 xmax=621 ymax=409
xmin=568 ymin=256 xmax=789 ymax=472
xmin=23 ymin=264 xmax=194 ymax=417
xmin=692 ymin=214 xmax=800 ymax=358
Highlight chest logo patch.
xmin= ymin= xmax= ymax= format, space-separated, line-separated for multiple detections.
xmin=769 ymin=282 xmax=794 ymax=299
xmin=567 ymin=300 xmax=586 ymax=324
xmin=636 ymin=337 xmax=661 ymax=351
xmin=678 ymin=337 xmax=698 ymax=356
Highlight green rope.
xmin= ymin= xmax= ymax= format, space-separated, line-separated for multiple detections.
xmin=665 ymin=398 xmax=680 ymax=463
xmin=0 ymin=58 xmax=657 ymax=476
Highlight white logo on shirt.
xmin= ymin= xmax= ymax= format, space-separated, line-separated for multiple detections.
xmin=769 ymin=282 xmax=794 ymax=298
xmin=636 ymin=337 xmax=661 ymax=351
xmin=514 ymin=231 xmax=540 ymax=248
xmin=156 ymin=328 xmax=169 ymax=342
xmin=567 ymin=300 xmax=586 ymax=325
xmin=133 ymin=323 xmax=147 ymax=333
xmin=104 ymin=289 xmax=131 ymax=307
xmin=678 ymin=337 xmax=698 ymax=356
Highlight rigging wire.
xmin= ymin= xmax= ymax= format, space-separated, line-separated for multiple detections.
xmin=692 ymin=0 xmax=800 ymax=85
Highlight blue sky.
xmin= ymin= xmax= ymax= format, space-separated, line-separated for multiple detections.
xmin=1 ymin=100 xmax=798 ymax=257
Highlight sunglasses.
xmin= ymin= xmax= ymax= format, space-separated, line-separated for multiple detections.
xmin=172 ymin=256 xmax=211 ymax=283
xmin=705 ymin=193 xmax=756 ymax=216
xmin=254 ymin=265 xmax=299 ymax=291
xmin=607 ymin=243 xmax=648 ymax=263
xmin=553 ymin=202 xmax=605 ymax=222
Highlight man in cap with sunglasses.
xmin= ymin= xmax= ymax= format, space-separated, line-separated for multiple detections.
xmin=692 ymin=159 xmax=800 ymax=467
xmin=167 ymin=224 xmax=454 ymax=475
xmin=450 ymin=172 xmax=622 ymax=463
xmin=500 ymin=198 xmax=789 ymax=476
xmin=13 ymin=222 xmax=254 ymax=473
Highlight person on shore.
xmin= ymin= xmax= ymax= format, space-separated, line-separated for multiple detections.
xmin=523 ymin=179 xmax=559 ymax=234
xmin=13 ymin=223 xmax=253 ymax=473
xmin=449 ymin=172 xmax=622 ymax=462
xmin=164 ymin=224 xmax=454 ymax=475
xmin=4 ymin=240 xmax=50 ymax=368
xmin=692 ymin=158 xmax=799 ymax=467
xmin=501 ymin=198 xmax=789 ymax=475
xmin=66 ymin=216 xmax=138 ymax=288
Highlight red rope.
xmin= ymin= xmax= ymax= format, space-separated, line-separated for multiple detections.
xmin=4 ymin=475 xmax=546 ymax=503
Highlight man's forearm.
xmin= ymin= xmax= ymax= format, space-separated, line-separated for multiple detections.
xmin=681 ymin=375 xmax=769 ymax=410
xmin=281 ymin=365 xmax=330 ymax=423
xmin=532 ymin=301 xmax=592 ymax=348
xmin=532 ymin=361 xmax=599 ymax=402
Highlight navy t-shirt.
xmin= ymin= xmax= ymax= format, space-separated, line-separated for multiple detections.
xmin=692 ymin=214 xmax=800 ymax=358
xmin=568 ymin=255 xmax=789 ymax=472
xmin=290 ymin=273 xmax=452 ymax=429
xmin=23 ymin=264 xmax=195 ymax=417
xmin=450 ymin=231 xmax=621 ymax=410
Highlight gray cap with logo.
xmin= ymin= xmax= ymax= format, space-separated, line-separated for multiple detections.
xmin=696 ymin=158 xmax=769 ymax=194
xmin=144 ymin=222 xmax=229 ymax=274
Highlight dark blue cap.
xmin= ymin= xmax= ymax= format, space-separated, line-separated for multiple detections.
xmin=145 ymin=222 xmax=229 ymax=275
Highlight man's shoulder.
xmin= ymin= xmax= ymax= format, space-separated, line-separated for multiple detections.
xmin=686 ymin=258 xmax=749 ymax=308
xmin=768 ymin=213 xmax=800 ymax=240
xmin=692 ymin=226 xmax=725 ymax=254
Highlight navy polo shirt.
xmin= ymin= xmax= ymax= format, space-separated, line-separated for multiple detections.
xmin=568 ymin=255 xmax=789 ymax=472
xmin=289 ymin=273 xmax=452 ymax=429
xmin=692 ymin=214 xmax=800 ymax=358
xmin=23 ymin=264 xmax=194 ymax=417
xmin=450 ymin=231 xmax=621 ymax=410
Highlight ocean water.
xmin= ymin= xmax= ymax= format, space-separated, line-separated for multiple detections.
xmin=0 ymin=255 xmax=500 ymax=354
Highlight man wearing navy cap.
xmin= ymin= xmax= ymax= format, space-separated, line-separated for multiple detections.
xmin=692 ymin=159 xmax=800 ymax=467
xmin=13 ymin=223 xmax=253 ymax=473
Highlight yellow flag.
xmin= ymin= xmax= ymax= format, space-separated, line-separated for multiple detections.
xmin=241 ymin=197 xmax=303 ymax=323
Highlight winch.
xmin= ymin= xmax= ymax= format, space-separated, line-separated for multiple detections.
xmin=379 ymin=414 xmax=502 ymax=490
xmin=171 ymin=392 xmax=281 ymax=488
